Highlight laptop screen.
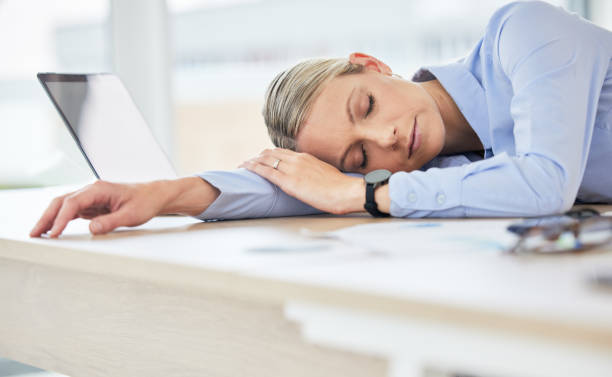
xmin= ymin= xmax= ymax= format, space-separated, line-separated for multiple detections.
xmin=38 ymin=73 xmax=177 ymax=183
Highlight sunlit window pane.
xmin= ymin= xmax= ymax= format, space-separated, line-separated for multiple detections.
xmin=0 ymin=0 xmax=109 ymax=188
xmin=167 ymin=0 xmax=573 ymax=174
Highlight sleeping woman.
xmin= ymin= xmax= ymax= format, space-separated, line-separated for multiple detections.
xmin=30 ymin=1 xmax=612 ymax=238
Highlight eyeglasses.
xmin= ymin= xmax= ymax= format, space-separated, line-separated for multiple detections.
xmin=507 ymin=208 xmax=612 ymax=254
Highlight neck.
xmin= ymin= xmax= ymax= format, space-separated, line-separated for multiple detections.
xmin=420 ymin=79 xmax=483 ymax=155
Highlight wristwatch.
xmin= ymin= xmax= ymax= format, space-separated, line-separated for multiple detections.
xmin=364 ymin=169 xmax=391 ymax=217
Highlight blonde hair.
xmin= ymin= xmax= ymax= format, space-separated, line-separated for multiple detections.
xmin=263 ymin=58 xmax=364 ymax=150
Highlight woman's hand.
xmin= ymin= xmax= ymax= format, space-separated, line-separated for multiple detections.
xmin=240 ymin=148 xmax=365 ymax=215
xmin=30 ymin=177 xmax=220 ymax=238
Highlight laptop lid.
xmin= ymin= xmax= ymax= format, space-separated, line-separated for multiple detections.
xmin=37 ymin=73 xmax=177 ymax=183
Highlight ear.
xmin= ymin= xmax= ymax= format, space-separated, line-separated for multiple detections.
xmin=349 ymin=52 xmax=393 ymax=76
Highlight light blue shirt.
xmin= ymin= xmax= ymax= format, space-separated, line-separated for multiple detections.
xmin=196 ymin=1 xmax=612 ymax=221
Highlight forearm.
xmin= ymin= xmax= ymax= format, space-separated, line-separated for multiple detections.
xmin=388 ymin=153 xmax=572 ymax=218
xmin=195 ymin=169 xmax=324 ymax=220
xmin=157 ymin=177 xmax=220 ymax=216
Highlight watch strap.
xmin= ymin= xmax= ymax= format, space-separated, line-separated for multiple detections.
xmin=364 ymin=182 xmax=390 ymax=217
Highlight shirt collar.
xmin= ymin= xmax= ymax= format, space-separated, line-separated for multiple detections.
xmin=413 ymin=63 xmax=491 ymax=150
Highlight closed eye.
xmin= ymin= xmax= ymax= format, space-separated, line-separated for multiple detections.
xmin=365 ymin=93 xmax=375 ymax=118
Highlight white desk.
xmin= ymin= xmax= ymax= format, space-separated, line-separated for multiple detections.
xmin=1 ymin=186 xmax=612 ymax=377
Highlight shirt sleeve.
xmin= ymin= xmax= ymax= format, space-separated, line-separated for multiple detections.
xmin=390 ymin=1 xmax=608 ymax=218
xmin=193 ymin=168 xmax=324 ymax=220
xmin=194 ymin=155 xmax=479 ymax=220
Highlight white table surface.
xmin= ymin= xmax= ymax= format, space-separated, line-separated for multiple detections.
xmin=2 ymin=185 xmax=612 ymax=377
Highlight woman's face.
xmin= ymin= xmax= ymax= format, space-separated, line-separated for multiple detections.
xmin=295 ymin=55 xmax=446 ymax=174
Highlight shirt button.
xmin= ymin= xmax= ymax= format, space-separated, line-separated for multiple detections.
xmin=436 ymin=193 xmax=446 ymax=205
xmin=408 ymin=192 xmax=417 ymax=203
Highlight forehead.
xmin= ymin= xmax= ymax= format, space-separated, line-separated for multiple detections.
xmin=295 ymin=74 xmax=358 ymax=161
xmin=307 ymin=74 xmax=356 ymax=123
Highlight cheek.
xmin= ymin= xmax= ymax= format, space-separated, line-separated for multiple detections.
xmin=420 ymin=113 xmax=446 ymax=159
xmin=368 ymin=148 xmax=407 ymax=173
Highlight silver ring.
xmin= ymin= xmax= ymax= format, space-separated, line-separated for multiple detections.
xmin=272 ymin=159 xmax=281 ymax=170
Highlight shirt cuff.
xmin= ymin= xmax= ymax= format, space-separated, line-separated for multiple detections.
xmin=389 ymin=166 xmax=465 ymax=217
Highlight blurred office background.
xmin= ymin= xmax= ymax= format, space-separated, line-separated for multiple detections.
xmin=0 ymin=0 xmax=611 ymax=376
xmin=1 ymin=0 xmax=611 ymax=190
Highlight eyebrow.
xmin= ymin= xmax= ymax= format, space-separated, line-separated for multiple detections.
xmin=346 ymin=87 xmax=356 ymax=124
xmin=340 ymin=88 xmax=357 ymax=171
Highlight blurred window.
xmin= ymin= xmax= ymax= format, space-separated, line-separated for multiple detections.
xmin=2 ymin=0 xmax=607 ymax=185
xmin=0 ymin=0 xmax=109 ymax=188
xmin=167 ymin=0 xmax=574 ymax=174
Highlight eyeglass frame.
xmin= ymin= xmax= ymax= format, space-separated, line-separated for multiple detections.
xmin=506 ymin=208 xmax=612 ymax=255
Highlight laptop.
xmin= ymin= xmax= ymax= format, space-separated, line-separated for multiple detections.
xmin=37 ymin=73 xmax=177 ymax=183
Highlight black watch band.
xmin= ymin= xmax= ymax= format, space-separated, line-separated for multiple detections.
xmin=363 ymin=169 xmax=391 ymax=217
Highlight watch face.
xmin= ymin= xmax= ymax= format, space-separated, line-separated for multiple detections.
xmin=365 ymin=169 xmax=392 ymax=184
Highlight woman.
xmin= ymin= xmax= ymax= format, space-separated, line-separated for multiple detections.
xmin=30 ymin=1 xmax=612 ymax=238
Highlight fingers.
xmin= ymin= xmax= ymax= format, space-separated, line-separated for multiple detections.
xmin=90 ymin=203 xmax=151 ymax=235
xmin=240 ymin=148 xmax=304 ymax=172
xmin=30 ymin=180 xmax=155 ymax=238
xmin=240 ymin=155 xmax=284 ymax=171
xmin=88 ymin=208 xmax=129 ymax=235
xmin=48 ymin=189 xmax=100 ymax=238
xmin=30 ymin=193 xmax=71 ymax=237
xmin=256 ymin=148 xmax=301 ymax=162
xmin=79 ymin=204 xmax=111 ymax=219
xmin=241 ymin=159 xmax=285 ymax=187
xmin=240 ymin=148 xmax=324 ymax=192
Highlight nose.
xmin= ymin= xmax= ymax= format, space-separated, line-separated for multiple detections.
xmin=362 ymin=125 xmax=398 ymax=149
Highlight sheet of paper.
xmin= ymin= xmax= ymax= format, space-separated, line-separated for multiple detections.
xmin=315 ymin=219 xmax=520 ymax=257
